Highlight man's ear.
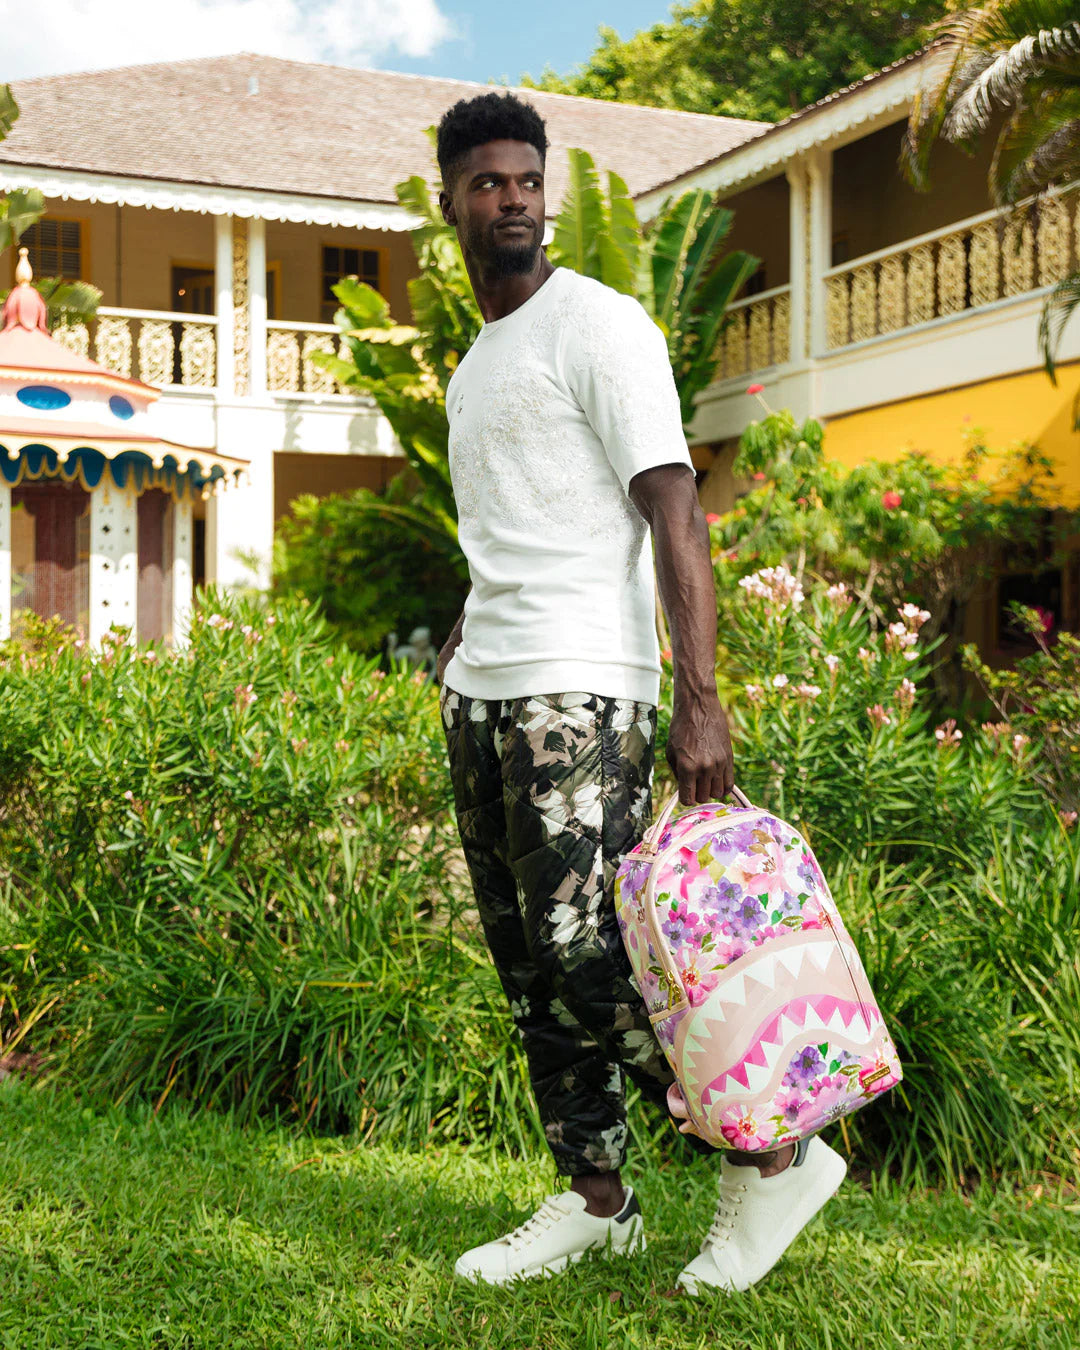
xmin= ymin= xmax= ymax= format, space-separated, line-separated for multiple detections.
xmin=439 ymin=189 xmax=456 ymax=226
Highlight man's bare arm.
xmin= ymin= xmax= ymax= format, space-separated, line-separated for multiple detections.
xmin=629 ymin=463 xmax=734 ymax=805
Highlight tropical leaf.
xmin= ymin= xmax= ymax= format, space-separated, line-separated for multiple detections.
xmin=550 ymin=147 xmax=607 ymax=279
xmin=0 ymin=84 xmax=16 ymax=142
xmin=33 ymin=277 xmax=102 ymax=327
xmin=0 ymin=187 xmax=45 ymax=254
xmin=597 ymin=171 xmax=640 ymax=295
xmin=1037 ymin=269 xmax=1080 ymax=380
xmin=650 ymin=189 xmax=710 ymax=336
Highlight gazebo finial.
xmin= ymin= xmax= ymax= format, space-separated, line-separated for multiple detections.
xmin=2 ymin=246 xmax=49 ymax=333
xmin=15 ymin=246 xmax=33 ymax=286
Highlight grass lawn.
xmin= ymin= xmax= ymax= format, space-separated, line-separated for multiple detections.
xmin=0 ymin=1083 xmax=1077 ymax=1349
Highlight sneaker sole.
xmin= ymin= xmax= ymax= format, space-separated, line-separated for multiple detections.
xmin=678 ymin=1146 xmax=847 ymax=1295
xmin=455 ymin=1216 xmax=646 ymax=1286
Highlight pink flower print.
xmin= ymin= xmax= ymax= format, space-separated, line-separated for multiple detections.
xmin=686 ymin=968 xmax=720 ymax=1007
xmin=800 ymin=897 xmax=825 ymax=930
xmin=720 ymin=1107 xmax=773 ymax=1151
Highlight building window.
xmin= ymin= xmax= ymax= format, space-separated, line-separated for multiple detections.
xmin=22 ymin=218 xmax=84 ymax=280
xmin=321 ymin=246 xmax=381 ymax=323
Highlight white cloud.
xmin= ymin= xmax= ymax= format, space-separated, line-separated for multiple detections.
xmin=1 ymin=0 xmax=455 ymax=80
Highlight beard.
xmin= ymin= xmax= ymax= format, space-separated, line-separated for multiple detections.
xmin=464 ymin=216 xmax=541 ymax=279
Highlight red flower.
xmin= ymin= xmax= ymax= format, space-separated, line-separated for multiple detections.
xmin=705 ymin=512 xmax=721 ymax=524
xmin=661 ymin=647 xmax=673 ymax=662
xmin=753 ymin=472 xmax=767 ymax=481
xmin=881 ymin=490 xmax=903 ymax=510
xmin=746 ymin=383 xmax=765 ymax=396
xmin=1035 ymin=606 xmax=1055 ymax=634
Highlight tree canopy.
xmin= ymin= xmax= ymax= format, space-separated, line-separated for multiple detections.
xmin=526 ymin=0 xmax=950 ymax=123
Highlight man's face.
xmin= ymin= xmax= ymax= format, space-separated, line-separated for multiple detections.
xmin=441 ymin=140 xmax=546 ymax=278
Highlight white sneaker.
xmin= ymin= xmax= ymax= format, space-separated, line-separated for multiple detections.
xmin=454 ymin=1188 xmax=645 ymax=1285
xmin=678 ymin=1136 xmax=847 ymax=1295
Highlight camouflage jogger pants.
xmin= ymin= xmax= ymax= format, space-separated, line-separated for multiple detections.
xmin=441 ymin=686 xmax=676 ymax=1176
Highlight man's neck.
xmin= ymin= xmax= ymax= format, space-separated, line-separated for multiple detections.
xmin=467 ymin=253 xmax=556 ymax=324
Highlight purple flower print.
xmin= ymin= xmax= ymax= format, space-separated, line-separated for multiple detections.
xmin=783 ymin=1045 xmax=826 ymax=1088
xmin=774 ymin=1087 xmax=809 ymax=1126
xmin=662 ymin=902 xmax=700 ymax=948
xmin=774 ymin=890 xmax=802 ymax=920
xmin=797 ymin=851 xmax=818 ymax=889
xmin=709 ymin=879 xmax=743 ymax=921
xmin=731 ymin=895 xmax=766 ymax=937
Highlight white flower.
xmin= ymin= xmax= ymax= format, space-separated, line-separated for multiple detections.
xmin=794 ymin=683 xmax=821 ymax=701
xmin=772 ymin=673 xmax=790 ymax=689
xmin=824 ymin=653 xmax=841 ymax=674
xmin=745 ymin=683 xmax=763 ymax=703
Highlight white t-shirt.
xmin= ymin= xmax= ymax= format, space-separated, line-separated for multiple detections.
xmin=444 ymin=267 xmax=693 ymax=705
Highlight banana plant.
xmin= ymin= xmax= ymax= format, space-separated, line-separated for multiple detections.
xmin=549 ymin=147 xmax=759 ymax=425
xmin=0 ymin=84 xmax=16 ymax=142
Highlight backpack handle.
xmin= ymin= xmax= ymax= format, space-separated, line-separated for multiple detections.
xmin=641 ymin=784 xmax=755 ymax=856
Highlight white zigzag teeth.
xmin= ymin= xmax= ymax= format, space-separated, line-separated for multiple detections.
xmin=808 ymin=945 xmax=833 ymax=972
xmin=721 ymin=972 xmax=746 ymax=1006
xmin=775 ymin=947 xmax=804 ymax=979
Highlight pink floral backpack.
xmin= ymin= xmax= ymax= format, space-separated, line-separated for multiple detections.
xmin=615 ymin=790 xmax=901 ymax=1151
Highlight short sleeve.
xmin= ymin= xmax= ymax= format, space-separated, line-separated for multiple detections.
xmin=565 ymin=290 xmax=694 ymax=494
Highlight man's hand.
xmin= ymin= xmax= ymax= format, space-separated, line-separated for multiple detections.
xmin=436 ymin=610 xmax=466 ymax=685
xmin=667 ymin=695 xmax=734 ymax=805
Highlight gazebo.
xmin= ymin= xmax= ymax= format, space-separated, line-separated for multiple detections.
xmin=0 ymin=248 xmax=247 ymax=644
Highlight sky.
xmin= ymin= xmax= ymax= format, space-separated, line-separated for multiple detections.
xmin=2 ymin=0 xmax=674 ymax=86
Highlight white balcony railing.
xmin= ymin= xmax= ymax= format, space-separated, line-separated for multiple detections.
xmin=50 ymin=307 xmax=219 ymax=390
xmin=266 ymin=321 xmax=354 ymax=396
xmin=717 ymin=284 xmax=791 ymax=380
xmin=824 ymin=182 xmax=1080 ymax=352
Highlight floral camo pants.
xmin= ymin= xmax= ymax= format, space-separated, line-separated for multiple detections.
xmin=441 ymin=686 xmax=677 ymax=1176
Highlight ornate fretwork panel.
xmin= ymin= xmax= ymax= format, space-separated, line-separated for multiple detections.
xmin=1037 ymin=196 xmax=1070 ymax=287
xmin=850 ymin=265 xmax=877 ymax=343
xmin=969 ymin=221 xmax=1000 ymax=308
xmin=267 ymin=330 xmax=301 ymax=392
xmin=1002 ymin=218 xmax=1035 ymax=296
xmin=232 ymin=220 xmax=250 ymax=397
xmin=52 ymin=322 xmax=89 ymax=359
xmin=179 ymin=323 xmax=216 ymax=388
xmin=771 ymin=293 xmax=790 ymax=364
xmin=301 ymin=333 xmax=336 ymax=393
xmin=825 ymin=275 xmax=849 ymax=349
xmin=95 ymin=316 xmax=133 ymax=377
xmin=138 ymin=319 xmax=175 ymax=387
xmin=935 ymin=236 xmax=965 ymax=316
xmin=748 ymin=301 xmax=771 ymax=369
xmin=878 ymin=255 xmax=906 ymax=334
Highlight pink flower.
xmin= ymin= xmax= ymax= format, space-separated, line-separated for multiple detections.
xmin=881 ymin=490 xmax=903 ymax=510
xmin=935 ymin=719 xmax=962 ymax=749
xmin=705 ymin=512 xmax=721 ymax=525
xmin=720 ymin=1107 xmax=773 ymax=1151
xmin=1035 ymin=606 xmax=1054 ymax=634
xmin=867 ymin=703 xmax=891 ymax=727
xmin=1060 ymin=811 xmax=1078 ymax=828
xmin=753 ymin=471 xmax=767 ymax=481
xmin=894 ymin=678 xmax=916 ymax=710
xmin=661 ymin=647 xmax=673 ymax=662
xmin=746 ymin=383 xmax=765 ymax=396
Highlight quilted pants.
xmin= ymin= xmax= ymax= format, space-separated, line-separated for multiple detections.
xmin=441 ymin=686 xmax=677 ymax=1176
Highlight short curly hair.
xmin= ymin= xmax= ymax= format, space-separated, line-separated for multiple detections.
xmin=436 ymin=91 xmax=549 ymax=191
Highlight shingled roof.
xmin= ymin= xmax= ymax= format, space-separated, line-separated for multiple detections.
xmin=0 ymin=54 xmax=769 ymax=210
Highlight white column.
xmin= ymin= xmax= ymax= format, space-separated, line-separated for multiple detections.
xmin=807 ymin=147 xmax=833 ymax=360
xmin=248 ymin=217 xmax=267 ymax=399
xmin=214 ymin=214 xmax=235 ymax=397
xmin=0 ymin=482 xmax=10 ymax=642
xmin=89 ymin=481 xmax=138 ymax=645
xmin=212 ymin=404 xmax=276 ymax=591
xmin=785 ymin=160 xmax=808 ymax=364
xmin=204 ymin=491 xmax=219 ymax=587
xmin=172 ymin=493 xmax=194 ymax=644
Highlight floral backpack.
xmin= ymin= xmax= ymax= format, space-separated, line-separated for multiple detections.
xmin=615 ymin=789 xmax=901 ymax=1152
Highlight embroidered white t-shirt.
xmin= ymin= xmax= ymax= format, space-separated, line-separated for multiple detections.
xmin=443 ymin=267 xmax=693 ymax=705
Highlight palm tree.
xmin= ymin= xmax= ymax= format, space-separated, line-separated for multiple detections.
xmin=902 ymin=5 xmax=1080 ymax=377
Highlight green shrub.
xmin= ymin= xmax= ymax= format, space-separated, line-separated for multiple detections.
xmin=273 ymin=478 xmax=469 ymax=655
xmin=964 ymin=607 xmax=1080 ymax=812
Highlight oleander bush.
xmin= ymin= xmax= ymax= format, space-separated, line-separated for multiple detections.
xmin=1 ymin=585 xmax=1077 ymax=1182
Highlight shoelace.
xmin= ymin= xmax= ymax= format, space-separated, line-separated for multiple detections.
xmin=702 ymin=1176 xmax=747 ymax=1250
xmin=505 ymin=1197 xmax=572 ymax=1251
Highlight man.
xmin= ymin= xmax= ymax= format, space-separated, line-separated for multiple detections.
xmin=434 ymin=90 xmax=847 ymax=1292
